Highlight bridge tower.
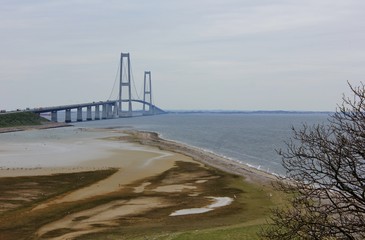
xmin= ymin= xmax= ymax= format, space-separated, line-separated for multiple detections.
xmin=143 ymin=71 xmax=153 ymax=115
xmin=119 ymin=52 xmax=132 ymax=117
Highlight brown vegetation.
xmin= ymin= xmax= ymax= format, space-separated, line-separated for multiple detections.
xmin=261 ymin=83 xmax=365 ymax=239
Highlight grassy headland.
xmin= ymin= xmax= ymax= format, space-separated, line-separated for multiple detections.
xmin=0 ymin=112 xmax=49 ymax=128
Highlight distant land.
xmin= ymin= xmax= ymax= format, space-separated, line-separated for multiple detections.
xmin=167 ymin=110 xmax=333 ymax=114
xmin=0 ymin=112 xmax=49 ymax=128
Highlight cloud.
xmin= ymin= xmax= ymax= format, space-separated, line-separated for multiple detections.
xmin=1 ymin=0 xmax=365 ymax=110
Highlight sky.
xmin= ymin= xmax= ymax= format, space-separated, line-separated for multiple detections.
xmin=1 ymin=0 xmax=365 ymax=111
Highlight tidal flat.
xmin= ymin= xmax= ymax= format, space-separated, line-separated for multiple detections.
xmin=0 ymin=128 xmax=283 ymax=239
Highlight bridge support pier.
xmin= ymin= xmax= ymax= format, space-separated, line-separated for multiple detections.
xmin=106 ymin=104 xmax=110 ymax=119
xmin=107 ymin=104 xmax=114 ymax=119
xmin=65 ymin=109 xmax=71 ymax=123
xmin=102 ymin=104 xmax=107 ymax=119
xmin=87 ymin=106 xmax=92 ymax=121
xmin=51 ymin=111 xmax=58 ymax=122
xmin=31 ymin=98 xmax=164 ymax=123
xmin=95 ymin=105 xmax=100 ymax=120
xmin=113 ymin=102 xmax=118 ymax=118
xmin=77 ymin=107 xmax=83 ymax=122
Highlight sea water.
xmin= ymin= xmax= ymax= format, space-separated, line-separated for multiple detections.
xmin=75 ymin=113 xmax=329 ymax=175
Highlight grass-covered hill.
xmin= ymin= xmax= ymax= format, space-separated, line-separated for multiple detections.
xmin=0 ymin=112 xmax=49 ymax=128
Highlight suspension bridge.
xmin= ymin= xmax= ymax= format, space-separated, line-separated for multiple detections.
xmin=29 ymin=52 xmax=165 ymax=122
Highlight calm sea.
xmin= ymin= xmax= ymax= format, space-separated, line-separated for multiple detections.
xmin=75 ymin=113 xmax=329 ymax=175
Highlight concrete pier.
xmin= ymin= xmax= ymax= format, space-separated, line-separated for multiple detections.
xmin=87 ymin=106 xmax=92 ymax=121
xmin=51 ymin=111 xmax=58 ymax=122
xmin=65 ymin=109 xmax=71 ymax=123
xmin=77 ymin=107 xmax=83 ymax=122
xmin=113 ymin=102 xmax=118 ymax=118
xmin=95 ymin=105 xmax=100 ymax=120
xmin=107 ymin=104 xmax=113 ymax=119
xmin=102 ymin=104 xmax=107 ymax=119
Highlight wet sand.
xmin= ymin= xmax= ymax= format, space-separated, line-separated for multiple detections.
xmin=0 ymin=127 xmax=277 ymax=239
xmin=33 ymin=149 xmax=196 ymax=210
xmin=0 ymin=127 xmax=275 ymax=183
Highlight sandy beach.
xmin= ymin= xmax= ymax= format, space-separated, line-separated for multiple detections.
xmin=0 ymin=126 xmax=277 ymax=239
xmin=0 ymin=126 xmax=274 ymax=182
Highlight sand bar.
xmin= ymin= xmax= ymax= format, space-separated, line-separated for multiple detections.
xmin=0 ymin=126 xmax=276 ymax=239
xmin=0 ymin=127 xmax=276 ymax=184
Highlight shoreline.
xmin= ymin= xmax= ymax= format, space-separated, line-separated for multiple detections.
xmin=0 ymin=126 xmax=280 ymax=239
xmin=0 ymin=124 xmax=278 ymax=184
xmin=122 ymin=129 xmax=277 ymax=185
xmin=0 ymin=122 xmax=71 ymax=134
xmin=0 ymin=124 xmax=278 ymax=185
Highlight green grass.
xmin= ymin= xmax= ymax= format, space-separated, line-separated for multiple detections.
xmin=0 ymin=112 xmax=49 ymax=128
xmin=163 ymin=224 xmax=264 ymax=240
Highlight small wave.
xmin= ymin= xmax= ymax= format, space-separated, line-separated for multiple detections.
xmin=140 ymin=130 xmax=281 ymax=176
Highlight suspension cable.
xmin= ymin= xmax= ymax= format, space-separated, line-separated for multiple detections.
xmin=139 ymin=83 xmax=144 ymax=101
xmin=107 ymin=61 xmax=120 ymax=100
xmin=151 ymin=86 xmax=155 ymax=107
xmin=130 ymin=62 xmax=141 ymax=100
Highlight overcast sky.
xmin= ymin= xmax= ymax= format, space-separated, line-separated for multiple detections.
xmin=1 ymin=0 xmax=365 ymax=111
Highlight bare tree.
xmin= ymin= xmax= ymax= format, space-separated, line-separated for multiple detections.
xmin=260 ymin=83 xmax=365 ymax=239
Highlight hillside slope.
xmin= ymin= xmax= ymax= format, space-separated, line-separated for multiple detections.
xmin=0 ymin=112 xmax=49 ymax=128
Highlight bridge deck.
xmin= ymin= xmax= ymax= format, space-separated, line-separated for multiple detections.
xmin=30 ymin=99 xmax=165 ymax=115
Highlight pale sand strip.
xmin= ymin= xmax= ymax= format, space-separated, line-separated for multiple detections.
xmin=37 ymin=197 xmax=172 ymax=240
xmin=170 ymin=197 xmax=234 ymax=216
xmin=33 ymin=148 xmax=196 ymax=210
xmin=0 ymin=126 xmax=276 ymax=184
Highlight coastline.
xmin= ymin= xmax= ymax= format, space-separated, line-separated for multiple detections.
xmin=0 ymin=124 xmax=278 ymax=186
xmin=0 ymin=122 xmax=71 ymax=134
xmin=122 ymin=129 xmax=277 ymax=185
xmin=0 ymin=126 xmax=280 ymax=239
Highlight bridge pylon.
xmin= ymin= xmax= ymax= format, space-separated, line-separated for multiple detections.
xmin=119 ymin=52 xmax=132 ymax=117
xmin=143 ymin=71 xmax=153 ymax=115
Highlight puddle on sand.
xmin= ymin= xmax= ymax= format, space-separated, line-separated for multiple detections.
xmin=170 ymin=197 xmax=233 ymax=216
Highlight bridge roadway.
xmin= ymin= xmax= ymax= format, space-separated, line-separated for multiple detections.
xmin=30 ymin=99 xmax=165 ymax=123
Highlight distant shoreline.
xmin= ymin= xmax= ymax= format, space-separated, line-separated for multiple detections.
xmin=167 ymin=110 xmax=332 ymax=114
xmin=0 ymin=122 xmax=71 ymax=134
